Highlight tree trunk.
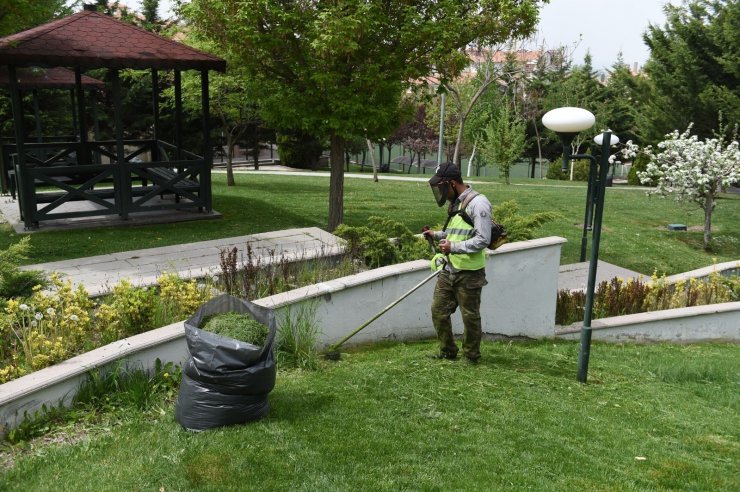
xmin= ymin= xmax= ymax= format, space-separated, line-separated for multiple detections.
xmin=703 ymin=192 xmax=713 ymax=250
xmin=328 ymin=133 xmax=345 ymax=231
xmin=534 ymin=121 xmax=543 ymax=179
xmin=225 ymin=131 xmax=235 ymax=186
xmin=252 ymin=144 xmax=260 ymax=171
xmin=366 ymin=139 xmax=378 ymax=182
xmin=467 ymin=140 xmax=477 ymax=178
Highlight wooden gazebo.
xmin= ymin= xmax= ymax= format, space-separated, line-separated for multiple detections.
xmin=0 ymin=66 xmax=105 ymax=196
xmin=0 ymin=6 xmax=226 ymax=229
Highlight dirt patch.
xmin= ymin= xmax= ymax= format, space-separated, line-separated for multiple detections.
xmin=654 ymin=225 xmax=712 ymax=232
xmin=1 ymin=422 xmax=96 ymax=471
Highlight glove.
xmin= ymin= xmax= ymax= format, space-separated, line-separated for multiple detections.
xmin=430 ymin=253 xmax=447 ymax=272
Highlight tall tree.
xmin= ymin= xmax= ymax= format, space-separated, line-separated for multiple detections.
xmin=182 ymin=0 xmax=541 ymax=231
xmin=0 ymin=0 xmax=67 ymax=36
xmin=543 ymin=52 xmax=606 ymax=177
xmin=479 ymin=101 xmax=527 ymax=184
xmin=636 ymin=126 xmax=739 ymax=250
xmin=600 ymin=53 xmax=645 ymax=146
xmin=643 ymin=0 xmax=739 ymax=142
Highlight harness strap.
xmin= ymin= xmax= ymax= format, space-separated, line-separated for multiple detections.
xmin=443 ymin=191 xmax=480 ymax=231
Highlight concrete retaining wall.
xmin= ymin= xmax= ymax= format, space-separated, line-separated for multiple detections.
xmin=556 ymin=301 xmax=740 ymax=343
xmin=0 ymin=237 xmax=565 ymax=431
xmin=254 ymin=236 xmax=566 ymax=346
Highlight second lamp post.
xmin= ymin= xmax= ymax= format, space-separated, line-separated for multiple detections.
xmin=542 ymin=107 xmax=619 ymax=384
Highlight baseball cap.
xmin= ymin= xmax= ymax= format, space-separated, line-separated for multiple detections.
xmin=428 ymin=162 xmax=462 ymax=186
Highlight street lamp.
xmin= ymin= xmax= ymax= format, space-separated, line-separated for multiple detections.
xmin=542 ymin=107 xmax=619 ymax=384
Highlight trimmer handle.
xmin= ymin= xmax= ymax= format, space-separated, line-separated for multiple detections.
xmin=421 ymin=226 xmax=436 ymax=253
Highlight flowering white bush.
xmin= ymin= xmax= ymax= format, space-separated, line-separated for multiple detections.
xmin=636 ymin=125 xmax=739 ymax=249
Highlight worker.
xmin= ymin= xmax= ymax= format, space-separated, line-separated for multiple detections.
xmin=423 ymin=162 xmax=492 ymax=363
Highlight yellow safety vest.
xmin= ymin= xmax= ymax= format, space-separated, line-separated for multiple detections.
xmin=445 ymin=206 xmax=486 ymax=271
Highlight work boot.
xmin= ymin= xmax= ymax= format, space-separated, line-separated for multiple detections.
xmin=429 ymin=352 xmax=457 ymax=360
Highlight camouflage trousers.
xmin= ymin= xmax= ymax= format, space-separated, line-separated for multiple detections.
xmin=430 ymin=268 xmax=488 ymax=360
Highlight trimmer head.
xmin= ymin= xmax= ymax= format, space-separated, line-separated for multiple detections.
xmin=323 ymin=350 xmax=342 ymax=361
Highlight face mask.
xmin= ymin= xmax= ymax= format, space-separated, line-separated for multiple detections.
xmin=431 ymin=182 xmax=449 ymax=207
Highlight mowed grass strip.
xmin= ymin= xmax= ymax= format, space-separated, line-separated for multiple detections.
xmin=2 ymin=340 xmax=737 ymax=491
xmin=1 ymin=173 xmax=738 ymax=274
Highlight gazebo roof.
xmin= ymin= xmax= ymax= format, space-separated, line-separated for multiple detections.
xmin=0 ymin=10 xmax=226 ymax=72
xmin=0 ymin=66 xmax=104 ymax=89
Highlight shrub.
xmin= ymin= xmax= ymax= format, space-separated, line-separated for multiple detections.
xmin=627 ymin=152 xmax=651 ymax=186
xmin=546 ymin=161 xmax=568 ymax=180
xmin=493 ymin=200 xmax=560 ymax=242
xmin=0 ymin=274 xmax=214 ymax=383
xmin=276 ymin=130 xmax=324 ymax=169
xmin=546 ymin=159 xmax=590 ymax=181
xmin=217 ymin=244 xmax=361 ymax=300
xmin=0 ymin=237 xmax=47 ymax=303
xmin=0 ymin=274 xmax=93 ymax=380
xmin=277 ymin=301 xmax=320 ymax=370
xmin=556 ymin=272 xmax=739 ymax=325
xmin=334 ymin=216 xmax=430 ymax=269
xmin=156 ymin=273 xmax=211 ymax=323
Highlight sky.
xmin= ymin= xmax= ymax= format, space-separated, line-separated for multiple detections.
xmin=137 ymin=0 xmax=674 ymax=72
xmin=535 ymin=0 xmax=676 ymax=71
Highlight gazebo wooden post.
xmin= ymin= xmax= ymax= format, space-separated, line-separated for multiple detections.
xmin=7 ymin=65 xmax=34 ymax=229
xmin=32 ymin=89 xmax=42 ymax=143
xmin=69 ymin=89 xmax=78 ymax=141
xmin=111 ymin=69 xmax=129 ymax=219
xmin=174 ymin=69 xmax=183 ymax=162
xmin=201 ymin=69 xmax=212 ymax=212
xmin=74 ymin=68 xmax=90 ymax=166
xmin=152 ymin=69 xmax=160 ymax=161
xmin=0 ymin=9 xmax=226 ymax=227
xmin=91 ymin=89 xmax=101 ymax=164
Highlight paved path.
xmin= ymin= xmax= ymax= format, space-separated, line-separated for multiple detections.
xmin=19 ymin=226 xmax=643 ymax=297
xmin=557 ymin=261 xmax=646 ymax=291
xmin=22 ymin=227 xmax=343 ymax=297
xmin=3 ymin=165 xmax=646 ymax=295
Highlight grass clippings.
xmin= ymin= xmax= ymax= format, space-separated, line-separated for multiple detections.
xmin=201 ymin=312 xmax=269 ymax=346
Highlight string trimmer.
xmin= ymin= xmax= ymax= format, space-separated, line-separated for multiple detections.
xmin=324 ymin=227 xmax=445 ymax=361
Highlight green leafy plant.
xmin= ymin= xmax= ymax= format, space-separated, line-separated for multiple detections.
xmin=556 ymin=272 xmax=739 ymax=325
xmin=546 ymin=159 xmax=590 ymax=181
xmin=0 ymin=237 xmax=47 ymax=303
xmin=217 ymin=244 xmax=362 ymax=299
xmin=493 ymin=200 xmax=560 ymax=241
xmin=5 ymin=359 xmax=180 ymax=445
xmin=334 ymin=216 xmax=430 ymax=269
xmin=201 ymin=312 xmax=269 ymax=346
xmin=277 ymin=301 xmax=320 ymax=370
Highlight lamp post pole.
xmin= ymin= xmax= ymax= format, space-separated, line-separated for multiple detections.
xmin=568 ymin=132 xmax=613 ymax=383
xmin=437 ymin=91 xmax=446 ymax=166
xmin=542 ymin=107 xmax=618 ymax=384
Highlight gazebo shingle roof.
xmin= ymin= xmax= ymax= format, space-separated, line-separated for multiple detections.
xmin=0 ymin=10 xmax=226 ymax=71
xmin=0 ymin=66 xmax=104 ymax=89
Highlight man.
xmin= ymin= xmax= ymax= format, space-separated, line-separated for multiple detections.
xmin=424 ymin=163 xmax=492 ymax=363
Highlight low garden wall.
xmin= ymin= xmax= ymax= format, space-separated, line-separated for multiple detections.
xmin=0 ymin=237 xmax=565 ymax=431
xmin=255 ymin=236 xmax=567 ymax=345
xmin=556 ymin=301 xmax=740 ymax=343
xmin=3 ymin=237 xmax=738 ymax=432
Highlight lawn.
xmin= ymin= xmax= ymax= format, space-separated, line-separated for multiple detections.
xmin=1 ymin=340 xmax=737 ymax=490
xmin=1 ymin=172 xmax=738 ymax=275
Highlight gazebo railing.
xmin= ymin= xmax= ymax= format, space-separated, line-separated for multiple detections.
xmin=8 ymin=139 xmax=212 ymax=229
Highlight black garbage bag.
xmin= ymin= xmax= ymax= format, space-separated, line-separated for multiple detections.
xmin=175 ymin=294 xmax=277 ymax=431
